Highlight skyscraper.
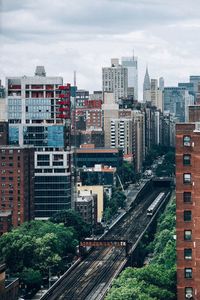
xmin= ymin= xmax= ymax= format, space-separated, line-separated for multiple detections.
xmin=163 ymin=87 xmax=194 ymax=122
xmin=159 ymin=77 xmax=165 ymax=91
xmin=102 ymin=58 xmax=128 ymax=103
xmin=143 ymin=66 xmax=151 ymax=102
xmin=6 ymin=67 xmax=72 ymax=219
xmin=121 ymin=55 xmax=138 ymax=100
xmin=190 ymin=76 xmax=200 ymax=104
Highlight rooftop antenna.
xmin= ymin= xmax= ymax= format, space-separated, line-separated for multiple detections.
xmin=132 ymin=48 xmax=134 ymax=60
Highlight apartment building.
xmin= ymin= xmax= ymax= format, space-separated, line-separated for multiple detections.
xmin=6 ymin=67 xmax=72 ymax=219
xmin=176 ymin=122 xmax=200 ymax=299
xmin=0 ymin=146 xmax=34 ymax=233
xmin=102 ymin=58 xmax=128 ymax=103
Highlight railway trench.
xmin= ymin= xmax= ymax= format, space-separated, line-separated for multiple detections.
xmin=39 ymin=178 xmax=172 ymax=300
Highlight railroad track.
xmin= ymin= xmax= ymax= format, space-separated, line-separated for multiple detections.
xmin=41 ymin=187 xmax=169 ymax=300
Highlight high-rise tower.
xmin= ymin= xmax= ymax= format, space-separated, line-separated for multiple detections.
xmin=143 ymin=66 xmax=151 ymax=102
xmin=102 ymin=59 xmax=128 ymax=103
xmin=121 ymin=54 xmax=138 ymax=100
xmin=6 ymin=67 xmax=72 ymax=219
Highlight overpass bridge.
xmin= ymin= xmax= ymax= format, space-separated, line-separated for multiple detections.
xmin=39 ymin=178 xmax=172 ymax=300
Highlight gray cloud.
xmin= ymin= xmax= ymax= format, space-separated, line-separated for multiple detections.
xmin=1 ymin=0 xmax=200 ymax=98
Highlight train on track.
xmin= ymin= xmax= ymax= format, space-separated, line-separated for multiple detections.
xmin=147 ymin=192 xmax=165 ymax=216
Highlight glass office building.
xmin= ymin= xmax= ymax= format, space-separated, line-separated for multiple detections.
xmin=6 ymin=68 xmax=72 ymax=219
xmin=163 ymin=87 xmax=194 ymax=122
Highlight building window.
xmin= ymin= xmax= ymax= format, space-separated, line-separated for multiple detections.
xmin=183 ymin=154 xmax=191 ymax=166
xmin=183 ymin=136 xmax=191 ymax=146
xmin=185 ymin=287 xmax=193 ymax=299
xmin=184 ymin=249 xmax=192 ymax=260
xmin=184 ymin=211 xmax=192 ymax=222
xmin=184 ymin=230 xmax=192 ymax=241
xmin=185 ymin=268 xmax=192 ymax=279
xmin=183 ymin=173 xmax=191 ymax=184
xmin=183 ymin=192 xmax=192 ymax=203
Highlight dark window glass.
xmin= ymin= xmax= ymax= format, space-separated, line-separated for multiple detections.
xmin=37 ymin=161 xmax=50 ymax=166
xmin=185 ymin=268 xmax=192 ymax=279
xmin=53 ymin=161 xmax=63 ymax=166
xmin=183 ymin=192 xmax=192 ymax=203
xmin=184 ymin=249 xmax=192 ymax=260
xmin=54 ymin=169 xmax=65 ymax=173
xmin=37 ymin=154 xmax=50 ymax=161
xmin=183 ymin=154 xmax=191 ymax=166
xmin=184 ymin=211 xmax=192 ymax=221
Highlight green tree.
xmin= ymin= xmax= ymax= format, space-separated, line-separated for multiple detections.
xmin=0 ymin=220 xmax=78 ymax=281
xmin=50 ymin=209 xmax=90 ymax=239
xmin=112 ymin=190 xmax=126 ymax=209
xmin=118 ymin=161 xmax=135 ymax=187
xmin=103 ymin=207 xmax=112 ymax=223
xmin=21 ymin=268 xmax=42 ymax=290
xmin=164 ymin=151 xmax=175 ymax=165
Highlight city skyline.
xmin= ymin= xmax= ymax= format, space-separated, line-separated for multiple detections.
xmin=1 ymin=0 xmax=200 ymax=99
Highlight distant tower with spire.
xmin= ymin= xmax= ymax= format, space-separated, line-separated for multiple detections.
xmin=143 ymin=66 xmax=151 ymax=102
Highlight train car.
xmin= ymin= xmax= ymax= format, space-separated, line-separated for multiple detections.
xmin=147 ymin=192 xmax=165 ymax=216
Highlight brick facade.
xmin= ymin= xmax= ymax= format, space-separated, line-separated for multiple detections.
xmin=176 ymin=123 xmax=200 ymax=299
xmin=0 ymin=146 xmax=34 ymax=233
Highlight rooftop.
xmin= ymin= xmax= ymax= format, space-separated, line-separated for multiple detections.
xmin=77 ymin=148 xmax=119 ymax=154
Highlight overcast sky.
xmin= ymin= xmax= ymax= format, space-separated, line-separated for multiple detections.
xmin=1 ymin=0 xmax=200 ymax=99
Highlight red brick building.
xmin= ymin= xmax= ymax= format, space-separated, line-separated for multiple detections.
xmin=0 ymin=146 xmax=34 ymax=234
xmin=0 ymin=212 xmax=12 ymax=235
xmin=73 ymin=99 xmax=102 ymax=131
xmin=189 ymin=106 xmax=200 ymax=123
xmin=176 ymin=122 xmax=200 ymax=299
